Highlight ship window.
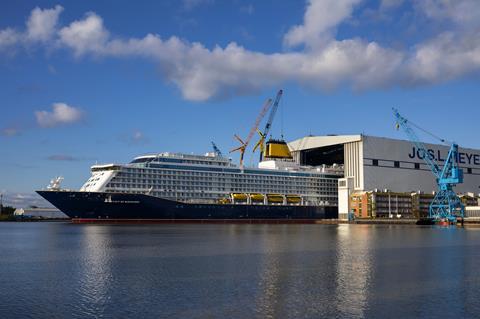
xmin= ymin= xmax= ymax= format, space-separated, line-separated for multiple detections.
xmin=394 ymin=161 xmax=400 ymax=168
xmin=414 ymin=163 xmax=420 ymax=170
xmin=468 ymin=168 xmax=472 ymax=174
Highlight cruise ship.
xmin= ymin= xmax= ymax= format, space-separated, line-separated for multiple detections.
xmin=37 ymin=140 xmax=343 ymax=222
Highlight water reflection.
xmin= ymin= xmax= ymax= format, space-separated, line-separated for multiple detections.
xmin=2 ymin=223 xmax=480 ymax=318
xmin=335 ymin=225 xmax=373 ymax=318
xmin=255 ymin=226 xmax=283 ymax=319
xmin=74 ymin=226 xmax=113 ymax=318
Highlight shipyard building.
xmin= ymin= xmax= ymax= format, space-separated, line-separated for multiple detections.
xmin=288 ymin=135 xmax=480 ymax=219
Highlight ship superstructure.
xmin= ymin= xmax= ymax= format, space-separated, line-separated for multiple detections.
xmin=37 ymin=90 xmax=344 ymax=222
xmin=80 ymin=151 xmax=342 ymax=207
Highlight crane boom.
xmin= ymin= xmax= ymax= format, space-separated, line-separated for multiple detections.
xmin=253 ymin=89 xmax=283 ymax=159
xmin=393 ymin=109 xmax=442 ymax=177
xmin=245 ymin=98 xmax=273 ymax=147
xmin=393 ymin=108 xmax=464 ymax=221
xmin=230 ymin=98 xmax=273 ymax=167
xmin=264 ymin=89 xmax=283 ymax=138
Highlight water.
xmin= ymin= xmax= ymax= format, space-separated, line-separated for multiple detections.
xmin=1 ymin=223 xmax=480 ymax=319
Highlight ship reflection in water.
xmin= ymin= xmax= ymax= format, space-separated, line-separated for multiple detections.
xmin=1 ymin=223 xmax=480 ymax=318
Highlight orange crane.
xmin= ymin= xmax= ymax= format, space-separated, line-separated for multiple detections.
xmin=230 ymin=98 xmax=273 ymax=167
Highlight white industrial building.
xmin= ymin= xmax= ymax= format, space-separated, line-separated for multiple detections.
xmin=14 ymin=207 xmax=68 ymax=219
xmin=288 ymin=135 xmax=480 ymax=219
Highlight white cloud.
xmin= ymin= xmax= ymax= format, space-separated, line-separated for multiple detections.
xmin=35 ymin=103 xmax=84 ymax=128
xmin=418 ymin=0 xmax=480 ymax=27
xmin=26 ymin=5 xmax=63 ymax=42
xmin=0 ymin=5 xmax=63 ymax=54
xmin=406 ymin=31 xmax=480 ymax=85
xmin=283 ymin=0 xmax=362 ymax=49
xmin=0 ymin=28 xmax=20 ymax=50
xmin=3 ymin=2 xmax=480 ymax=101
xmin=58 ymin=12 xmax=109 ymax=57
xmin=54 ymin=11 xmax=403 ymax=100
xmin=0 ymin=5 xmax=62 ymax=52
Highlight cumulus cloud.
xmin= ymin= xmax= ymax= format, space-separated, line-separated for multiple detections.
xmin=0 ymin=28 xmax=21 ymax=51
xmin=48 ymin=1 xmax=403 ymax=98
xmin=26 ymin=5 xmax=63 ymax=42
xmin=284 ymin=0 xmax=362 ymax=49
xmin=418 ymin=0 xmax=480 ymax=27
xmin=0 ymin=5 xmax=62 ymax=51
xmin=54 ymin=11 xmax=402 ymax=99
xmin=35 ymin=103 xmax=84 ymax=128
xmin=406 ymin=31 xmax=480 ymax=84
xmin=58 ymin=12 xmax=109 ymax=57
xmin=2 ymin=2 xmax=480 ymax=101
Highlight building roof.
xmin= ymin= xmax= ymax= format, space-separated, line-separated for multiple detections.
xmin=288 ymin=134 xmax=480 ymax=153
xmin=288 ymin=135 xmax=362 ymax=151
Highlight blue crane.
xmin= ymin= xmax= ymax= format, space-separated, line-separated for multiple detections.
xmin=253 ymin=89 xmax=283 ymax=160
xmin=393 ymin=108 xmax=464 ymax=222
xmin=211 ymin=141 xmax=223 ymax=157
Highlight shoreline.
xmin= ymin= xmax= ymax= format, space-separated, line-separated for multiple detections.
xmin=2 ymin=217 xmax=479 ymax=225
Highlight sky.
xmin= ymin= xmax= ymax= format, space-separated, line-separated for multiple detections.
xmin=1 ymin=0 xmax=480 ymax=207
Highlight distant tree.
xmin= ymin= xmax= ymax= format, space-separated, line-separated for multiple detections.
xmin=0 ymin=205 xmax=15 ymax=215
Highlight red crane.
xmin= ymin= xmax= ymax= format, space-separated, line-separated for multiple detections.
xmin=230 ymin=98 xmax=273 ymax=167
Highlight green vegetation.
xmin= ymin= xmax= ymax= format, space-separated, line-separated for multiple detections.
xmin=0 ymin=205 xmax=16 ymax=221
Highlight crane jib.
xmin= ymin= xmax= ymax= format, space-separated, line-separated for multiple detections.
xmin=392 ymin=107 xmax=464 ymax=221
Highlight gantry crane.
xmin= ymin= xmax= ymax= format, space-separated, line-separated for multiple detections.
xmin=230 ymin=98 xmax=273 ymax=168
xmin=393 ymin=108 xmax=464 ymax=222
xmin=253 ymin=89 xmax=283 ymax=160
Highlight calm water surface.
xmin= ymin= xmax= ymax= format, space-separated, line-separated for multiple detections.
xmin=1 ymin=222 xmax=480 ymax=318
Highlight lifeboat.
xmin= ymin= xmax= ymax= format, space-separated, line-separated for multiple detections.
xmin=249 ymin=193 xmax=264 ymax=202
xmin=232 ymin=193 xmax=248 ymax=201
xmin=286 ymin=195 xmax=301 ymax=204
xmin=267 ymin=194 xmax=284 ymax=203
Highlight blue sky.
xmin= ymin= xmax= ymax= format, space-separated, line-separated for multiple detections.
xmin=2 ymin=0 xmax=480 ymax=207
